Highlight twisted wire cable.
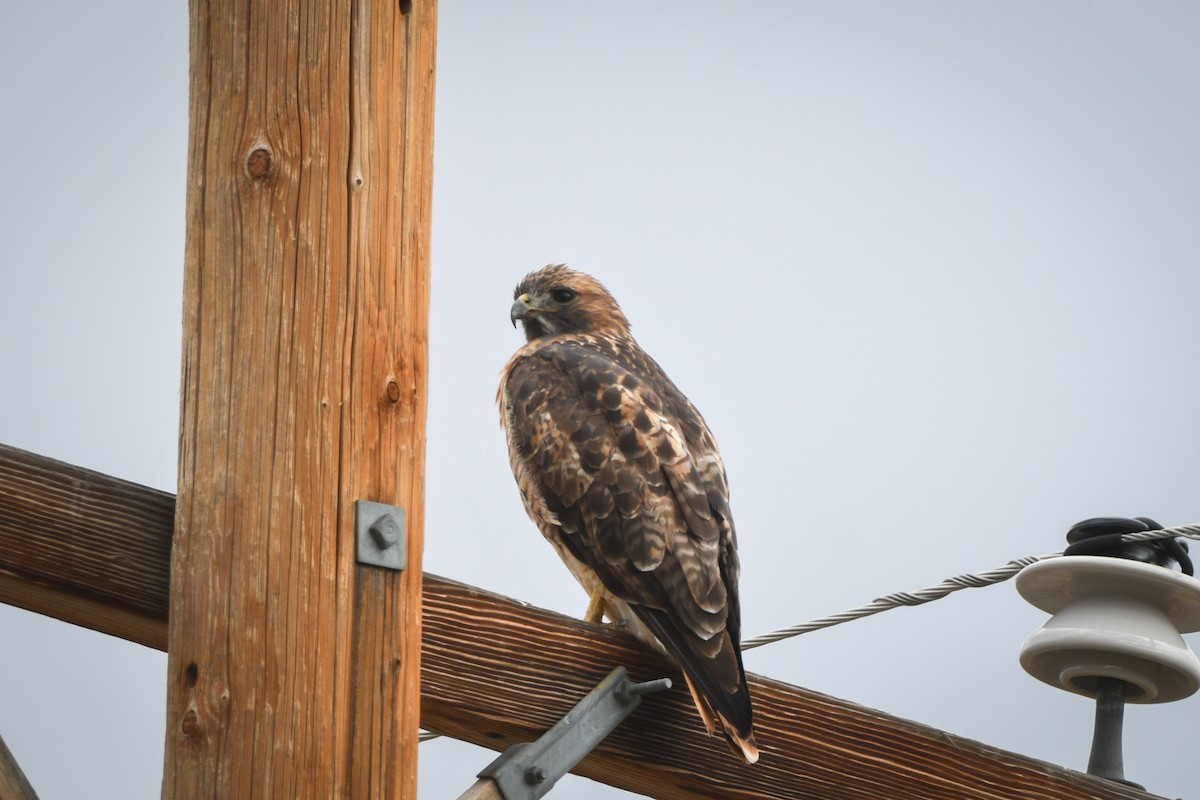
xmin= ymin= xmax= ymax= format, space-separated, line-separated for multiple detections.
xmin=741 ymin=523 xmax=1200 ymax=651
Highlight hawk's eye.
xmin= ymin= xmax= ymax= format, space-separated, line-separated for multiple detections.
xmin=550 ymin=288 xmax=577 ymax=304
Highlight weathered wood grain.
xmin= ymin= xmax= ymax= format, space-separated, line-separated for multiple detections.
xmin=0 ymin=445 xmax=172 ymax=649
xmin=0 ymin=446 xmax=1163 ymax=800
xmin=162 ymin=0 xmax=436 ymax=797
xmin=0 ymin=733 xmax=39 ymax=800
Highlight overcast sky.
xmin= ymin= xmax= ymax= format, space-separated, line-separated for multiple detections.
xmin=2 ymin=2 xmax=1199 ymax=798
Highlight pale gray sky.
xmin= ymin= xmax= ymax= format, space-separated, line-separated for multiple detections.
xmin=2 ymin=2 xmax=1199 ymax=798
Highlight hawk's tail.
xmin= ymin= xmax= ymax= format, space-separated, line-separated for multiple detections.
xmin=634 ymin=606 xmax=759 ymax=764
xmin=681 ymin=672 xmax=760 ymax=764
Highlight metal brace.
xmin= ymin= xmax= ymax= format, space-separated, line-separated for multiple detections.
xmin=473 ymin=666 xmax=672 ymax=800
xmin=354 ymin=499 xmax=406 ymax=571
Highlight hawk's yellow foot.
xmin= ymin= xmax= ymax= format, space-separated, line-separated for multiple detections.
xmin=583 ymin=589 xmax=607 ymax=624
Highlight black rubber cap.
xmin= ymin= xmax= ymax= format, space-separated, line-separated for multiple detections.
xmin=1064 ymin=516 xmax=1192 ymax=576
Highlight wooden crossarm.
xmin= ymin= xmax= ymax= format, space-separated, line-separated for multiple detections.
xmin=0 ymin=444 xmax=1161 ymax=800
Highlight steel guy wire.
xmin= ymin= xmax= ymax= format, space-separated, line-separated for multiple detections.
xmin=740 ymin=522 xmax=1200 ymax=651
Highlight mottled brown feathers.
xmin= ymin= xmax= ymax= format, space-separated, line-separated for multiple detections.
xmin=499 ymin=264 xmax=759 ymax=763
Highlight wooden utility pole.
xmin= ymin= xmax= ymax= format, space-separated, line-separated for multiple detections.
xmin=162 ymin=1 xmax=436 ymax=798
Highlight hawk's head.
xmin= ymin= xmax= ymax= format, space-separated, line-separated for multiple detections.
xmin=510 ymin=264 xmax=632 ymax=342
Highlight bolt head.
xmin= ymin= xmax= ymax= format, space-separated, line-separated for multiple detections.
xmin=524 ymin=765 xmax=547 ymax=785
xmin=369 ymin=514 xmax=401 ymax=549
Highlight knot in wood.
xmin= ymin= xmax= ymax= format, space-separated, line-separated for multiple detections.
xmin=246 ymin=147 xmax=273 ymax=179
xmin=180 ymin=709 xmax=199 ymax=736
xmin=386 ymin=378 xmax=402 ymax=404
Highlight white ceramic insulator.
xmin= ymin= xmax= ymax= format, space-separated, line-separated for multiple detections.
xmin=1016 ymin=555 xmax=1200 ymax=704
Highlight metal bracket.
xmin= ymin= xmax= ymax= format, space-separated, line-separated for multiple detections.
xmin=475 ymin=666 xmax=672 ymax=800
xmin=355 ymin=499 xmax=406 ymax=571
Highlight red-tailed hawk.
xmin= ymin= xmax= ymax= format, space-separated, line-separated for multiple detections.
xmin=498 ymin=264 xmax=758 ymax=763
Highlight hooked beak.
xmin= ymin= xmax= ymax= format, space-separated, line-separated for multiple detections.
xmin=510 ymin=292 xmax=535 ymax=327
